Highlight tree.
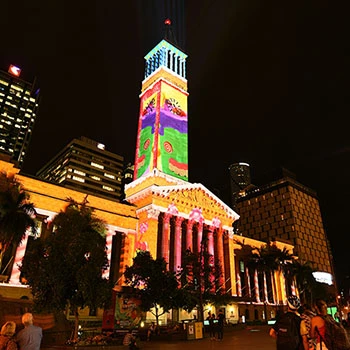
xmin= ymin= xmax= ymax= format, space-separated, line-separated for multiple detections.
xmin=179 ymin=245 xmax=226 ymax=321
xmin=123 ymin=250 xmax=180 ymax=325
xmin=20 ymin=197 xmax=112 ymax=342
xmin=0 ymin=172 xmax=37 ymax=274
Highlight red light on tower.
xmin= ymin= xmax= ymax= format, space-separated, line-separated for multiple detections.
xmin=164 ymin=18 xmax=171 ymax=26
xmin=8 ymin=65 xmax=21 ymax=77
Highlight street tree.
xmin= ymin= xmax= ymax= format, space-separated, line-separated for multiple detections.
xmin=123 ymin=250 xmax=180 ymax=325
xmin=0 ymin=172 xmax=37 ymax=274
xmin=20 ymin=197 xmax=112 ymax=342
xmin=179 ymin=245 xmax=225 ymax=321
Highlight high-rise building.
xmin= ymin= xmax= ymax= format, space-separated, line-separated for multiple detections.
xmin=0 ymin=65 xmax=40 ymax=168
xmin=36 ymin=136 xmax=124 ymax=202
xmin=228 ymin=162 xmax=252 ymax=208
xmin=235 ymin=168 xmax=335 ymax=281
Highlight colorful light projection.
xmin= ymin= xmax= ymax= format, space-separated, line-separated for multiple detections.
xmin=135 ymin=80 xmax=188 ymax=180
xmin=8 ymin=65 xmax=21 ymax=77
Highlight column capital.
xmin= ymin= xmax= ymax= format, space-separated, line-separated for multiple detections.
xmin=147 ymin=208 xmax=160 ymax=219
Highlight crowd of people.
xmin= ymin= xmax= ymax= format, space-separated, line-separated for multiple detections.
xmin=269 ymin=295 xmax=350 ymax=350
xmin=0 ymin=313 xmax=42 ymax=350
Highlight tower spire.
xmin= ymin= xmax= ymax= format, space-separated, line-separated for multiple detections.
xmin=164 ymin=18 xmax=178 ymax=48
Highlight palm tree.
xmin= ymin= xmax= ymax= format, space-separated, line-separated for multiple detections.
xmin=0 ymin=172 xmax=37 ymax=274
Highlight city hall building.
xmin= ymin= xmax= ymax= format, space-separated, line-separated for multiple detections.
xmin=0 ymin=35 xmax=300 ymax=327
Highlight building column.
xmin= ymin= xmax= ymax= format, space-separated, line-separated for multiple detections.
xmin=236 ymin=269 xmax=242 ymax=297
xmin=246 ymin=266 xmax=251 ymax=297
xmin=9 ymin=231 xmax=29 ymax=284
xmin=263 ymin=272 xmax=269 ymax=302
xmin=186 ymin=220 xmax=194 ymax=251
xmin=162 ymin=213 xmax=171 ymax=264
xmin=207 ymin=227 xmax=214 ymax=259
xmin=197 ymin=221 xmax=203 ymax=254
xmin=216 ymin=228 xmax=225 ymax=290
xmin=254 ymin=269 xmax=261 ymax=303
xmin=174 ymin=216 xmax=184 ymax=272
xmin=102 ymin=229 xmax=114 ymax=280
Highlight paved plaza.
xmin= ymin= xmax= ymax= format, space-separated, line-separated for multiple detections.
xmin=139 ymin=325 xmax=276 ymax=350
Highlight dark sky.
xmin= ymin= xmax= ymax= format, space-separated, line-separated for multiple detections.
xmin=1 ymin=1 xmax=349 ymax=286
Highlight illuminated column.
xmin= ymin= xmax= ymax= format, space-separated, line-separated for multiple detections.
xmin=179 ymin=58 xmax=183 ymax=77
xmin=169 ymin=51 xmax=173 ymax=70
xmin=186 ymin=220 xmax=194 ymax=251
xmin=102 ymin=229 xmax=114 ymax=280
xmin=197 ymin=221 xmax=203 ymax=254
xmin=271 ymin=271 xmax=277 ymax=304
xmin=254 ymin=269 xmax=260 ymax=303
xmin=246 ymin=267 xmax=251 ymax=297
xmin=291 ymin=279 xmax=296 ymax=296
xmin=9 ymin=231 xmax=29 ymax=284
xmin=216 ymin=228 xmax=225 ymax=289
xmin=207 ymin=227 xmax=214 ymax=258
xmin=162 ymin=213 xmax=171 ymax=264
xmin=174 ymin=216 xmax=184 ymax=272
xmin=236 ymin=270 xmax=242 ymax=297
xmin=165 ymin=49 xmax=169 ymax=68
xmin=263 ymin=272 xmax=268 ymax=302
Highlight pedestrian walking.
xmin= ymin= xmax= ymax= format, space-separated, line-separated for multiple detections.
xmin=15 ymin=313 xmax=42 ymax=350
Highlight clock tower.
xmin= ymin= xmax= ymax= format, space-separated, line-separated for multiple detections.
xmin=134 ymin=21 xmax=188 ymax=181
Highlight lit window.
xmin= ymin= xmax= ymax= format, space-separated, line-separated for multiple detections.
xmin=91 ymin=176 xmax=101 ymax=181
xmin=91 ymin=162 xmax=104 ymax=169
xmin=102 ymin=185 xmax=114 ymax=191
xmin=72 ymin=176 xmax=85 ymax=183
xmin=73 ymin=169 xmax=86 ymax=176
xmin=104 ymin=173 xmax=115 ymax=179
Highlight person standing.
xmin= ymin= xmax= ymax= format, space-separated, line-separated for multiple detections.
xmin=207 ymin=313 xmax=216 ymax=340
xmin=15 ymin=313 xmax=42 ymax=350
xmin=269 ymin=295 xmax=308 ymax=350
xmin=0 ymin=321 xmax=17 ymax=350
xmin=299 ymin=304 xmax=316 ymax=350
xmin=216 ymin=309 xmax=225 ymax=341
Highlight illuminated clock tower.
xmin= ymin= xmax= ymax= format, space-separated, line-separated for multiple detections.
xmin=134 ymin=20 xmax=188 ymax=181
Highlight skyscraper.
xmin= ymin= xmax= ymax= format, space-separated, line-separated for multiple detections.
xmin=0 ymin=65 xmax=40 ymax=168
xmin=36 ymin=136 xmax=124 ymax=202
xmin=228 ymin=162 xmax=252 ymax=208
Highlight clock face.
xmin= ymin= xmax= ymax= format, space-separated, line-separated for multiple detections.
xmin=165 ymin=98 xmax=186 ymax=116
xmin=167 ymin=98 xmax=181 ymax=110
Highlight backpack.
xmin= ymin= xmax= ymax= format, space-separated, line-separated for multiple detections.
xmin=275 ymin=311 xmax=303 ymax=350
xmin=318 ymin=315 xmax=350 ymax=350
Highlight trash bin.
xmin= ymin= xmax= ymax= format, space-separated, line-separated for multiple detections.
xmin=194 ymin=322 xmax=203 ymax=339
xmin=185 ymin=321 xmax=196 ymax=340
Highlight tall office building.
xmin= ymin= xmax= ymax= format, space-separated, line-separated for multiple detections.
xmin=36 ymin=137 xmax=124 ymax=202
xmin=0 ymin=65 xmax=40 ymax=168
xmin=228 ymin=162 xmax=252 ymax=208
xmin=235 ymin=168 xmax=335 ymax=280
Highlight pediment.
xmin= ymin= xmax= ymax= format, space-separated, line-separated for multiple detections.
xmin=152 ymin=182 xmax=239 ymax=222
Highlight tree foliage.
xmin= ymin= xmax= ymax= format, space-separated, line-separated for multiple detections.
xmin=123 ymin=250 xmax=180 ymax=324
xmin=179 ymin=247 xmax=227 ymax=321
xmin=20 ymin=197 xmax=112 ymax=342
xmin=0 ymin=172 xmax=37 ymax=273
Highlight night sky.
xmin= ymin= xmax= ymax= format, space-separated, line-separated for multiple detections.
xmin=1 ymin=1 xmax=349 ymax=287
